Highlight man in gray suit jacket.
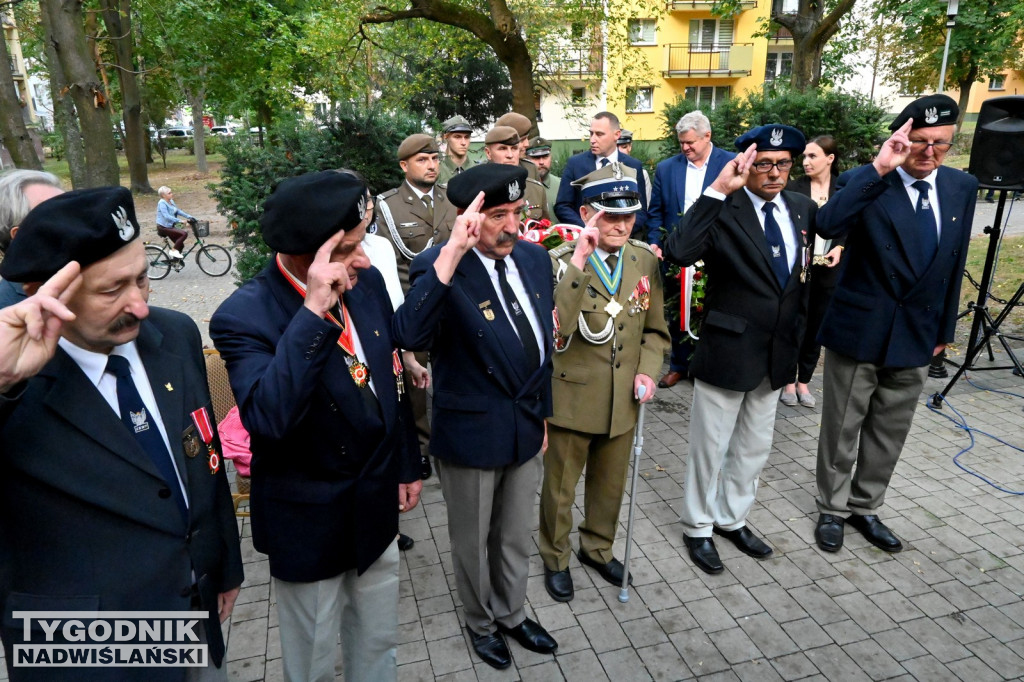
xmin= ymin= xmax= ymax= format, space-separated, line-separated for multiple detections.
xmin=0 ymin=188 xmax=243 ymax=681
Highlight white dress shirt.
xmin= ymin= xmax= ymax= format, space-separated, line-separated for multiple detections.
xmin=473 ymin=249 xmax=546 ymax=358
xmin=595 ymin=150 xmax=620 ymax=170
xmin=683 ymin=146 xmax=714 ymax=214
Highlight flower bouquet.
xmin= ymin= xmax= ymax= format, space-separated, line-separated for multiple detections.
xmin=519 ymin=218 xmax=581 ymax=251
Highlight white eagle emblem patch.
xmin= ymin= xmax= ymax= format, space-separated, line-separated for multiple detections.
xmin=112 ymin=207 xmax=133 ymax=241
xmin=924 ymin=107 xmax=939 ymax=124
xmin=770 ymin=129 xmax=784 ymax=147
xmin=130 ymin=408 xmax=150 ymax=433
xmin=356 ymin=195 xmax=366 ymax=219
xmin=508 ymin=181 xmax=522 ymax=201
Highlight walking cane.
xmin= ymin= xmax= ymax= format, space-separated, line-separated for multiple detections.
xmin=619 ymin=384 xmax=647 ymax=603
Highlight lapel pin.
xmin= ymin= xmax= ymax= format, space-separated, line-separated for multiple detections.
xmin=478 ymin=300 xmax=492 ymax=309
xmin=483 ymin=309 xmax=495 ymax=321
xmin=374 ymin=330 xmax=380 ymax=336
xmin=165 ymin=383 xmax=173 ymax=392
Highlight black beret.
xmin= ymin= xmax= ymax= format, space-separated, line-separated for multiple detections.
xmin=0 ymin=186 xmax=139 ymax=282
xmin=260 ymin=171 xmax=367 ymax=255
xmin=446 ymin=164 xmax=529 ymax=210
xmin=889 ymin=93 xmax=959 ymax=131
xmin=735 ymin=124 xmax=806 ymax=154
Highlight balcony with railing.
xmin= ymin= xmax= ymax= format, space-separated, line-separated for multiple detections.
xmin=667 ymin=0 xmax=757 ymax=10
xmin=662 ymin=43 xmax=753 ymax=77
xmin=542 ymin=45 xmax=604 ymax=78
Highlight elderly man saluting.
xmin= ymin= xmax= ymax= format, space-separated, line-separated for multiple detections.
xmin=664 ymin=125 xmax=815 ymax=575
xmin=540 ymin=163 xmax=669 ymax=602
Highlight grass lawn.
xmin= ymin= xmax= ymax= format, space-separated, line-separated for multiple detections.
xmin=960 ymin=233 xmax=1024 ymax=338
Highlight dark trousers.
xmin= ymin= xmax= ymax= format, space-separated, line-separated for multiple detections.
xmin=157 ymin=224 xmax=188 ymax=251
xmin=796 ymin=268 xmax=836 ymax=384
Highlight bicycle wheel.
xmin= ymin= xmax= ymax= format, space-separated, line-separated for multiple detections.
xmin=196 ymin=244 xmax=232 ymax=277
xmin=145 ymin=245 xmax=171 ymax=280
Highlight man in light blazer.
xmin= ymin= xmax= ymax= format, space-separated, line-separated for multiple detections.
xmin=646 ymin=111 xmax=735 ymax=388
xmin=813 ymin=94 xmax=977 ymax=554
xmin=663 ymin=124 xmax=816 ymax=575
xmin=555 ymin=112 xmax=648 ymax=235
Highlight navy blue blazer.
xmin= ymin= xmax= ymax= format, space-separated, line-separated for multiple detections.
xmin=211 ymin=263 xmax=419 ymax=582
xmin=646 ymin=146 xmax=735 ymax=245
xmin=554 ymin=151 xmax=649 ymax=234
xmin=392 ymin=242 xmax=554 ymax=469
xmin=0 ymin=309 xmax=243 ymax=678
xmin=664 ymin=189 xmax=816 ymax=392
xmin=816 ymin=164 xmax=977 ymax=368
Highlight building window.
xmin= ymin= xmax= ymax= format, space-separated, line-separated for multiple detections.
xmin=571 ymin=86 xmax=587 ymax=106
xmin=626 ymin=87 xmax=654 ymax=113
xmin=772 ymin=0 xmax=799 ymax=13
xmin=628 ymin=19 xmax=656 ymax=45
xmin=684 ymin=86 xmax=731 ymax=110
xmin=689 ymin=18 xmax=734 ymax=51
xmin=765 ymin=51 xmax=793 ymax=82
xmin=989 ymin=75 xmax=1006 ymax=91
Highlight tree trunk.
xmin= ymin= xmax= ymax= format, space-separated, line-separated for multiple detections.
xmin=187 ymin=87 xmax=208 ymax=174
xmin=0 ymin=35 xmax=43 ymax=169
xmin=953 ymin=65 xmax=978 ymax=132
xmin=40 ymin=2 xmax=88 ymax=187
xmin=99 ymin=0 xmax=152 ymax=193
xmin=774 ymin=0 xmax=857 ymax=91
xmin=40 ymin=0 xmax=120 ymax=187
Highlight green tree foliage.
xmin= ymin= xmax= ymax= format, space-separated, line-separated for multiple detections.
xmin=659 ymin=87 xmax=887 ymax=171
xmin=871 ymin=0 xmax=1024 ymax=128
xmin=212 ymin=105 xmax=422 ymax=283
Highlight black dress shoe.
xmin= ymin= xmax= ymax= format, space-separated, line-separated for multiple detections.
xmin=466 ymin=627 xmax=511 ymax=670
xmin=544 ymin=567 xmax=574 ymax=602
xmin=684 ymin=536 xmax=724 ymax=574
xmin=846 ymin=514 xmax=903 ymax=552
xmin=713 ymin=526 xmax=773 ymax=559
xmin=498 ymin=617 xmax=558 ymax=654
xmin=577 ymin=550 xmax=633 ymax=586
xmin=397 ymin=534 xmax=414 ymax=551
xmin=420 ymin=453 xmax=433 ymax=480
xmin=815 ymin=514 xmax=845 ymax=552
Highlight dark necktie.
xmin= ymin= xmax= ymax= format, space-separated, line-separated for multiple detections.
xmin=606 ymin=253 xmax=618 ymax=271
xmin=599 ymin=157 xmax=610 ymax=168
xmin=105 ymin=355 xmax=188 ymax=523
xmin=495 ymin=259 xmax=541 ymax=370
xmin=912 ymin=180 xmax=938 ymax=265
xmin=422 ymin=194 xmax=434 ymax=221
xmin=762 ymin=202 xmax=790 ymax=288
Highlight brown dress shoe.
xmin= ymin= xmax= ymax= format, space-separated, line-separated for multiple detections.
xmin=658 ymin=371 xmax=684 ymax=388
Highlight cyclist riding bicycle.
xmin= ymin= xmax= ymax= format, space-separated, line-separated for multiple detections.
xmin=155 ymin=185 xmax=196 ymax=259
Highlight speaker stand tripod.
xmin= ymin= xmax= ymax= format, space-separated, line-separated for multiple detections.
xmin=932 ymin=189 xmax=1024 ymax=406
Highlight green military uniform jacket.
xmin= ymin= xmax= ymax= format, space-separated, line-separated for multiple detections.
xmin=437 ymin=150 xmax=484 ymax=186
xmin=374 ymin=182 xmax=457 ymax=290
xmin=549 ymin=239 xmax=670 ymax=438
xmin=541 ymin=174 xmax=561 ymax=221
xmin=524 ymin=177 xmax=550 ymax=222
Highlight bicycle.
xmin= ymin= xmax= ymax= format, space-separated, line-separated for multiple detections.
xmin=146 ymin=219 xmax=233 ymax=280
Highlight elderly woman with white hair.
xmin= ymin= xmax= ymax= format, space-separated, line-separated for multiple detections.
xmin=155 ymin=185 xmax=195 ymax=258
xmin=0 ymin=169 xmax=63 ymax=308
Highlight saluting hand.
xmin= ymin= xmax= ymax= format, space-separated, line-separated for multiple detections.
xmin=304 ymin=229 xmax=352 ymax=318
xmin=710 ymin=144 xmax=758 ymax=196
xmin=435 ymin=191 xmax=487 ymax=284
xmin=873 ymin=119 xmax=913 ymax=177
xmin=570 ymin=210 xmax=604 ymax=270
xmin=0 ymin=261 xmax=81 ymax=394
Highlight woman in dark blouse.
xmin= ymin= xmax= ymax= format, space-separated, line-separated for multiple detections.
xmin=781 ymin=135 xmax=843 ymax=408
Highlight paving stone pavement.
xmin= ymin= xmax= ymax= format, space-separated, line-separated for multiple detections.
xmin=2 ymin=304 xmax=1022 ymax=682
xmin=209 ymin=346 xmax=1024 ymax=682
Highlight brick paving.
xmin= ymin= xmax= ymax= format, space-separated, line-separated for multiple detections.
xmin=207 ymin=346 xmax=1023 ymax=682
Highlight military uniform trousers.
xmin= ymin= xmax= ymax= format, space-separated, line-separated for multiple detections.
xmin=680 ymin=376 xmax=780 ymax=537
xmin=436 ymin=455 xmax=542 ymax=636
xmin=539 ymin=423 xmax=636 ymax=570
xmin=816 ymin=348 xmax=928 ymax=516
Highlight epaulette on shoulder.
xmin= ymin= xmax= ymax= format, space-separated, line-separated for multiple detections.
xmin=629 ymin=238 xmax=655 ymax=254
xmin=377 ymin=187 xmax=400 ymax=201
xmin=550 ymin=242 xmax=575 ymax=259
xmin=526 ymin=177 xmax=544 ymax=187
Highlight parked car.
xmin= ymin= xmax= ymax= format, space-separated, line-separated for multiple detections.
xmin=210 ymin=126 xmax=235 ymax=137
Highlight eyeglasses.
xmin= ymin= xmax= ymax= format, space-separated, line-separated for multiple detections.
xmin=751 ymin=159 xmax=794 ymax=173
xmin=909 ymin=140 xmax=953 ymax=152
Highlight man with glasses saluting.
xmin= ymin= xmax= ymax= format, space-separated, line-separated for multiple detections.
xmin=663 ymin=124 xmax=816 ymax=575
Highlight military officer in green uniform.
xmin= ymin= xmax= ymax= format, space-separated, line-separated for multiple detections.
xmin=437 ymin=115 xmax=480 ymax=186
xmin=483 ymin=126 xmax=549 ymax=222
xmin=526 ymin=137 xmax=560 ymax=219
xmin=376 ymin=133 xmax=458 ymax=290
xmin=496 ymin=112 xmax=540 ymax=182
xmin=375 ymin=133 xmax=458 ymax=480
xmin=539 ymin=164 xmax=670 ymax=602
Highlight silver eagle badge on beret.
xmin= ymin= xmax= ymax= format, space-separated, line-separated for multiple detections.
xmin=508 ymin=181 xmax=521 ymax=201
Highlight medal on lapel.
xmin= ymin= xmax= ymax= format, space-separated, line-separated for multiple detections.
xmin=392 ymin=349 xmax=405 ymax=398
xmin=190 ymin=407 xmax=220 ymax=474
xmin=182 ymin=425 xmax=201 ymax=458
xmin=604 ymin=299 xmax=623 ymax=318
xmin=347 ymin=359 xmax=370 ymax=389
xmin=629 ymin=275 xmax=651 ymax=315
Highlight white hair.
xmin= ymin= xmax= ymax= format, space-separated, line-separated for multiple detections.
xmin=157 ymin=186 xmax=173 ymax=198
xmin=0 ymin=169 xmax=62 ymax=252
xmin=675 ymin=111 xmax=711 ymax=136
